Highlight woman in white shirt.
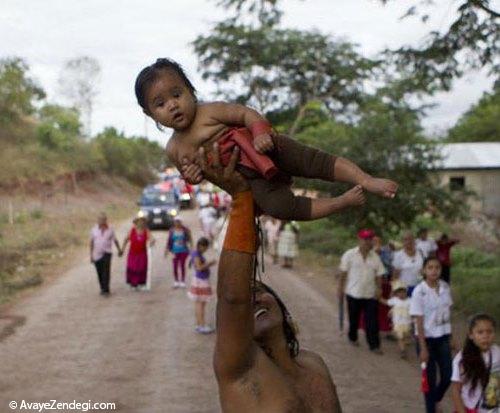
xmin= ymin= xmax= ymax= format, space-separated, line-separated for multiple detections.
xmin=452 ymin=313 xmax=499 ymax=413
xmin=393 ymin=231 xmax=424 ymax=296
xmin=410 ymin=256 xmax=454 ymax=413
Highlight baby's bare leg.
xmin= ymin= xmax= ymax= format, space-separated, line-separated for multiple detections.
xmin=272 ymin=134 xmax=398 ymax=199
xmin=310 ymin=185 xmax=365 ymax=220
xmin=248 ymin=177 xmax=365 ymax=221
xmin=334 ymin=158 xmax=398 ymax=199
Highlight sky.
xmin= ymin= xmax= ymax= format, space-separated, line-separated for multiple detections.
xmin=1 ymin=0 xmax=498 ymax=147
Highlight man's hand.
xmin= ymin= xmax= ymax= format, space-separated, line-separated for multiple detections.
xmin=197 ymin=144 xmax=250 ymax=196
xmin=181 ymin=158 xmax=203 ymax=184
xmin=254 ymin=133 xmax=274 ymax=153
xmin=419 ymin=346 xmax=429 ymax=364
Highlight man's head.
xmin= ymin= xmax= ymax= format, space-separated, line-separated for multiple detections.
xmin=252 ymin=281 xmax=299 ymax=358
xmin=357 ymin=228 xmax=375 ymax=252
xmin=402 ymin=231 xmax=415 ymax=250
xmin=97 ymin=212 xmax=107 ymax=226
xmin=440 ymin=233 xmax=449 ymax=242
xmin=417 ymin=228 xmax=428 ymax=240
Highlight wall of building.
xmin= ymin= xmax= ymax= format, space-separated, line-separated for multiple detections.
xmin=433 ymin=169 xmax=500 ymax=217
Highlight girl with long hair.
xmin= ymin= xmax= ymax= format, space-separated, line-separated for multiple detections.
xmin=451 ymin=314 xmax=499 ymax=413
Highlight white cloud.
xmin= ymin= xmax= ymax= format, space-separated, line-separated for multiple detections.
xmin=1 ymin=0 xmax=497 ymax=145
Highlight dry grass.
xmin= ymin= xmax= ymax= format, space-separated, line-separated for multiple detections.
xmin=0 ymin=175 xmax=140 ymax=304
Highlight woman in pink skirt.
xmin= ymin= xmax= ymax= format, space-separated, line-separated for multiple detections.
xmin=122 ymin=215 xmax=154 ymax=290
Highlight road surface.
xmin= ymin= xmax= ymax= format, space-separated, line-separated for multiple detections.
xmin=0 ymin=209 xmax=434 ymax=412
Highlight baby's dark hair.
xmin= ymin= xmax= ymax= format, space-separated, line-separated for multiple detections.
xmin=253 ymin=281 xmax=299 ymax=358
xmin=134 ymin=58 xmax=196 ymax=113
xmin=197 ymin=237 xmax=210 ymax=248
xmin=461 ymin=313 xmax=496 ymax=394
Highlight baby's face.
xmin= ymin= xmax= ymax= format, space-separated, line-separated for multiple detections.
xmin=145 ymin=70 xmax=196 ymax=130
xmin=395 ymin=290 xmax=407 ymax=300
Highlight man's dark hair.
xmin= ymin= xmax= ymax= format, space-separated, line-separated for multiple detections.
xmin=134 ymin=58 xmax=197 ymax=113
xmin=417 ymin=228 xmax=428 ymax=237
xmin=254 ymin=281 xmax=300 ymax=358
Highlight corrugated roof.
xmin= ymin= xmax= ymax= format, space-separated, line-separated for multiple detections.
xmin=437 ymin=142 xmax=500 ymax=170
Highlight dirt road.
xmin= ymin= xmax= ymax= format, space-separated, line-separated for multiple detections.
xmin=1 ymin=210 xmax=431 ymax=413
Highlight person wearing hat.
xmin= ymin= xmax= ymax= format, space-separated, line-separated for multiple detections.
xmin=121 ymin=212 xmax=155 ymax=290
xmin=338 ymin=228 xmax=386 ymax=353
xmin=379 ymin=280 xmax=412 ymax=359
xmin=90 ymin=212 xmax=122 ymax=296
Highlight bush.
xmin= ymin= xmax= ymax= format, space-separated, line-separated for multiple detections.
xmin=452 ymin=247 xmax=500 ymax=269
xmin=299 ymin=219 xmax=356 ymax=256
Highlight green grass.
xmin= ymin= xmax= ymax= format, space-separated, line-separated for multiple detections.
xmin=451 ymin=247 xmax=500 ymax=321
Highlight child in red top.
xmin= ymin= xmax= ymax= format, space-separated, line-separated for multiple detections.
xmin=436 ymin=233 xmax=459 ymax=284
xmin=135 ymin=58 xmax=398 ymax=221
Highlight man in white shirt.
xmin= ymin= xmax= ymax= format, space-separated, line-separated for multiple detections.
xmin=416 ymin=228 xmax=437 ymax=260
xmin=338 ymin=229 xmax=386 ymax=353
xmin=90 ymin=213 xmax=121 ymax=296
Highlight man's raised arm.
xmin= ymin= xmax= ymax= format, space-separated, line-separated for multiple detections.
xmin=214 ymin=190 xmax=256 ymax=381
xmin=193 ymin=144 xmax=257 ymax=382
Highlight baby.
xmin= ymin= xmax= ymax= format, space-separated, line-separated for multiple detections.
xmin=135 ymin=58 xmax=398 ymax=220
xmin=379 ymin=280 xmax=412 ymax=359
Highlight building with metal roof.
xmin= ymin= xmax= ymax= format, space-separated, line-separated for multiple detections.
xmin=433 ymin=142 xmax=500 ymax=217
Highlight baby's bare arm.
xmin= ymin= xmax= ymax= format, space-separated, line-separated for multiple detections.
xmin=206 ymin=102 xmax=266 ymax=129
xmin=206 ymin=102 xmax=274 ymax=152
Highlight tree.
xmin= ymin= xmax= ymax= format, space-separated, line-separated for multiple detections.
xmin=447 ymin=82 xmax=500 ymax=142
xmin=58 ymin=56 xmax=101 ymax=137
xmin=36 ymin=104 xmax=82 ymax=151
xmin=94 ymin=127 xmax=164 ymax=185
xmin=193 ymin=25 xmax=378 ymax=134
xmin=0 ymin=57 xmax=45 ymax=127
xmin=288 ymin=94 xmax=469 ymax=234
xmin=380 ymin=0 xmax=499 ymax=93
xmin=213 ymin=0 xmax=284 ymax=27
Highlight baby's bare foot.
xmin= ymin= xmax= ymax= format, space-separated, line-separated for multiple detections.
xmin=339 ymin=185 xmax=366 ymax=208
xmin=362 ymin=177 xmax=398 ymax=199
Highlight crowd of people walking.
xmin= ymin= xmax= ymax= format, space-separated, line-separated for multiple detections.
xmin=336 ymin=226 xmax=498 ymax=413
xmin=90 ymin=205 xmax=497 ymax=412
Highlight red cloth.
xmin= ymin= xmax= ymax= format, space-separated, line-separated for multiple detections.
xmin=421 ymin=365 xmax=430 ymax=393
xmin=129 ymin=227 xmax=148 ymax=254
xmin=358 ymin=279 xmax=392 ymax=333
xmin=436 ymin=240 xmax=457 ymax=266
xmin=127 ymin=227 xmax=148 ymax=286
xmin=378 ymin=278 xmax=393 ymax=332
xmin=218 ymin=127 xmax=278 ymax=180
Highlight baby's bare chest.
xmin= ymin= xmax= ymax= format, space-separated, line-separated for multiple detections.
xmin=172 ymin=124 xmax=231 ymax=163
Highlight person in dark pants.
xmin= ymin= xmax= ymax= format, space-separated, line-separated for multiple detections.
xmin=410 ymin=257 xmax=456 ymax=413
xmin=338 ymin=229 xmax=386 ymax=354
xmin=90 ymin=213 xmax=122 ymax=296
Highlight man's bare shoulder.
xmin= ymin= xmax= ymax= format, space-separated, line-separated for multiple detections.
xmin=297 ymin=349 xmax=330 ymax=373
xmin=297 ymin=349 xmax=342 ymax=412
